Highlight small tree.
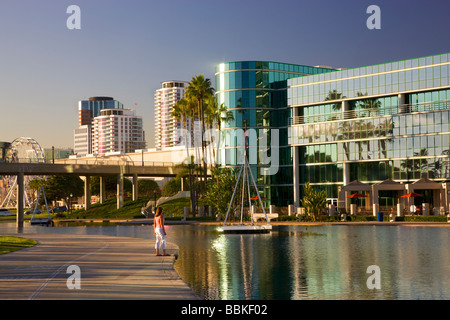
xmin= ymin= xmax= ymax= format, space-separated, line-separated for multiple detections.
xmin=138 ymin=179 xmax=159 ymax=197
xmin=161 ymin=178 xmax=182 ymax=197
xmin=203 ymin=167 xmax=237 ymax=219
xmin=28 ymin=178 xmax=47 ymax=206
xmin=301 ymin=182 xmax=327 ymax=221
xmin=45 ymin=175 xmax=84 ymax=209
xmin=90 ymin=176 xmax=132 ymax=198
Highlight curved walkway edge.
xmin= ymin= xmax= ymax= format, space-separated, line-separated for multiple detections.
xmin=0 ymin=233 xmax=200 ymax=300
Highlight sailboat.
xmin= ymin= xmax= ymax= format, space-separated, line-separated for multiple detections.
xmin=220 ymin=134 xmax=272 ymax=234
xmin=30 ymin=186 xmax=53 ymax=226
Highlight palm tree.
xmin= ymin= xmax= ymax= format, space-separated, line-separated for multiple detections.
xmin=204 ymin=95 xmax=218 ymax=166
xmin=356 ymin=92 xmax=382 ymax=117
xmin=401 ymin=148 xmax=429 ymax=180
xmin=204 ymin=95 xmax=234 ymax=167
xmin=325 ymin=90 xmax=346 ymax=111
xmin=185 ymin=74 xmax=215 ymax=189
xmin=171 ymin=97 xmax=197 ymax=215
xmin=301 ymin=182 xmax=327 ymax=221
xmin=171 ymin=98 xmax=195 ymax=154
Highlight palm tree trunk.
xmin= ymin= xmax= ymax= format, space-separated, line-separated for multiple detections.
xmin=192 ymin=113 xmax=199 ymax=217
xmin=198 ymin=99 xmax=208 ymax=192
xmin=184 ymin=117 xmax=195 ymax=216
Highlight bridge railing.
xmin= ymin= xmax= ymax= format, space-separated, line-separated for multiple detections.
xmin=1 ymin=158 xmax=177 ymax=167
xmin=55 ymin=159 xmax=177 ymax=167
xmin=1 ymin=158 xmax=46 ymax=164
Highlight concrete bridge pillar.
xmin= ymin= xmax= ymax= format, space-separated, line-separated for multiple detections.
xmin=16 ymin=172 xmax=24 ymax=231
xmin=132 ymin=174 xmax=138 ymax=201
xmin=84 ymin=176 xmax=91 ymax=210
xmin=100 ymin=176 xmax=106 ymax=204
xmin=117 ymin=172 xmax=124 ymax=209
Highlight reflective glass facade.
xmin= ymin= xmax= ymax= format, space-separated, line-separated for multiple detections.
xmin=79 ymin=98 xmax=124 ymax=118
xmin=289 ymin=53 xmax=450 ymax=105
xmin=78 ymin=97 xmax=124 ymax=127
xmin=215 ymin=61 xmax=334 ymax=206
xmin=288 ymin=53 xmax=450 ymax=208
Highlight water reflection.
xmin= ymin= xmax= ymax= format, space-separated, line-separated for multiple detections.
xmin=171 ymin=225 xmax=450 ymax=300
xmin=210 ymin=233 xmax=275 ymax=299
xmin=0 ymin=223 xmax=448 ymax=299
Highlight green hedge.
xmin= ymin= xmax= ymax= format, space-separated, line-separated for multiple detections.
xmin=397 ymin=215 xmax=447 ymax=222
xmin=278 ymin=214 xmax=448 ymax=222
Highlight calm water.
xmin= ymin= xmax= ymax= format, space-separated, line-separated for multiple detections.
xmin=1 ymin=223 xmax=449 ymax=300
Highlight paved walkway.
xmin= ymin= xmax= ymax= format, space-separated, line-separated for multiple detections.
xmin=0 ymin=233 xmax=200 ymax=300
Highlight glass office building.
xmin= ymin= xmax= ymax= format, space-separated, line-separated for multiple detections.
xmin=288 ymin=53 xmax=450 ymax=213
xmin=215 ymin=61 xmax=334 ymax=206
xmin=78 ymin=96 xmax=124 ymax=127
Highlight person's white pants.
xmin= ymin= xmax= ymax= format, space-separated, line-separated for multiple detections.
xmin=155 ymin=228 xmax=166 ymax=250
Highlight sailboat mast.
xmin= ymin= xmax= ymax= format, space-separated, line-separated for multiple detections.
xmin=240 ymin=158 xmax=246 ymax=225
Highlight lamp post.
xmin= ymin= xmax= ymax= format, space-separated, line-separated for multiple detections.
xmin=70 ymin=193 xmax=73 ymax=214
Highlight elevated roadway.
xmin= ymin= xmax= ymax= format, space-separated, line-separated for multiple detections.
xmin=0 ymin=161 xmax=180 ymax=177
xmin=0 ymin=161 xmax=182 ymax=230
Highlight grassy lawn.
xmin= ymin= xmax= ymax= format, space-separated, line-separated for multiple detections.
xmin=63 ymin=197 xmax=152 ymax=219
xmin=0 ymin=235 xmax=37 ymax=255
xmin=0 ymin=197 xmax=208 ymax=222
xmin=159 ymin=197 xmax=212 ymax=219
xmin=159 ymin=197 xmax=191 ymax=217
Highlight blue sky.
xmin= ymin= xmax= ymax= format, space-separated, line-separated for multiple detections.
xmin=1 ymin=0 xmax=449 ymax=149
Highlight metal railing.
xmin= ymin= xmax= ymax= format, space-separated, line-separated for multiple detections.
xmin=290 ymin=106 xmax=397 ymax=125
xmin=290 ymin=99 xmax=450 ymax=125
xmin=0 ymin=158 xmax=176 ymax=167
xmin=55 ymin=159 xmax=176 ymax=167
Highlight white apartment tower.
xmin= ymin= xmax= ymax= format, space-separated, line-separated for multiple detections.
xmin=92 ymin=109 xmax=146 ymax=155
xmin=155 ymin=80 xmax=196 ymax=149
xmin=73 ymin=124 xmax=92 ymax=156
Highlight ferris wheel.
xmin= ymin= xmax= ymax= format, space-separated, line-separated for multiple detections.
xmin=1 ymin=137 xmax=46 ymax=208
xmin=5 ymin=137 xmax=46 ymax=163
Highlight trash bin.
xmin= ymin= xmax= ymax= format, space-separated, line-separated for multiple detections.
xmin=377 ymin=212 xmax=384 ymax=222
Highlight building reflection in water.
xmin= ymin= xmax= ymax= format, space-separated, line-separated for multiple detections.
xmin=170 ymin=225 xmax=449 ymax=300
xmin=0 ymin=222 xmax=447 ymax=299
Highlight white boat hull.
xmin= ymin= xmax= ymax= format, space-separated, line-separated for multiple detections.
xmin=220 ymin=224 xmax=272 ymax=234
xmin=30 ymin=219 xmax=53 ymax=226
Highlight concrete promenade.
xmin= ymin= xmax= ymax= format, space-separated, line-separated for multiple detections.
xmin=0 ymin=233 xmax=200 ymax=300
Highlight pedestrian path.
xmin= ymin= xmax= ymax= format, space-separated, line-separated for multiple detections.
xmin=0 ymin=233 xmax=200 ymax=300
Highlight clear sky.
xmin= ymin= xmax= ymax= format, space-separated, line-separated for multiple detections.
xmin=1 ymin=0 xmax=449 ymax=149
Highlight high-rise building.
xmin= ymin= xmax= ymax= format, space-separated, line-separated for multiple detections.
xmin=73 ymin=125 xmax=92 ymax=156
xmin=215 ymin=62 xmax=335 ymax=206
xmin=92 ymin=108 xmax=145 ymax=155
xmin=216 ymin=54 xmax=450 ymax=212
xmin=78 ymin=96 xmax=124 ymax=127
xmin=154 ymin=80 xmax=196 ymax=150
xmin=288 ymin=52 xmax=450 ymax=212
xmin=74 ymin=96 xmax=145 ymax=156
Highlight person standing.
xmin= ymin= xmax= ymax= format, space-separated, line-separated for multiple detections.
xmin=154 ymin=207 xmax=168 ymax=256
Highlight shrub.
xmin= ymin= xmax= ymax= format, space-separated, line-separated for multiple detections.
xmin=161 ymin=178 xmax=181 ymax=197
xmin=403 ymin=215 xmax=447 ymax=222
